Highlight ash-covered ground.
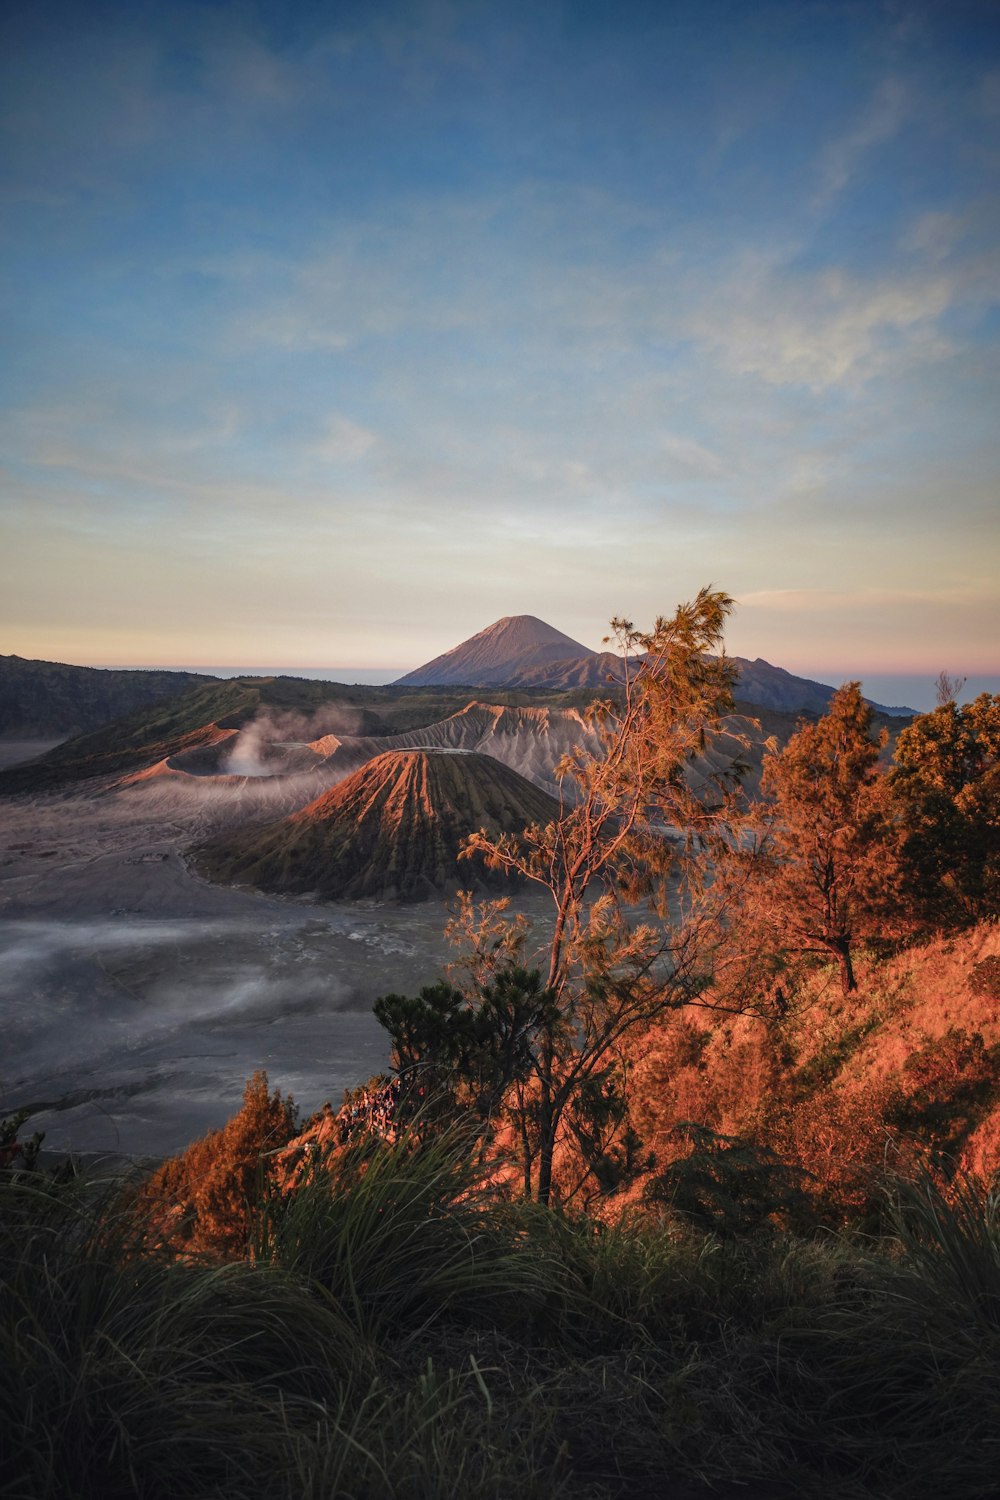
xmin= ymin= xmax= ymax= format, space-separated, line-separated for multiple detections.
xmin=0 ymin=751 xmax=551 ymax=1160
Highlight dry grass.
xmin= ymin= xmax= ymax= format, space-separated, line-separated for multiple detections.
xmin=625 ymin=921 xmax=1000 ymax=1220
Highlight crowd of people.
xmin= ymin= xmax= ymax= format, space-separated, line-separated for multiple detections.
xmin=334 ymin=1075 xmax=404 ymax=1144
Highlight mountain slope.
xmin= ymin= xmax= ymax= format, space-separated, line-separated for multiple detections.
xmin=314 ymin=701 xmax=605 ymax=799
xmin=194 ymin=748 xmax=560 ymax=901
xmin=396 ymin=618 xmax=914 ymax=715
xmin=0 ymin=655 xmax=210 ymax=739
xmin=394 ymin=615 xmax=594 ymax=687
xmin=0 ymin=677 xmax=388 ymax=794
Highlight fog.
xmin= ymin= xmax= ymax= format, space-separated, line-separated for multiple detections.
xmin=219 ymin=703 xmax=369 ymax=778
xmin=0 ymin=764 xmax=552 ymax=1160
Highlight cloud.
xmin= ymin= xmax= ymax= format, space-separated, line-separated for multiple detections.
xmin=685 ymin=254 xmax=956 ymax=390
xmin=812 ymin=77 xmax=909 ymax=213
xmin=658 ymin=433 xmax=727 ymax=479
xmin=312 ymin=415 xmax=378 ymax=463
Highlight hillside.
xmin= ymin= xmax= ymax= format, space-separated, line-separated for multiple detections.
xmin=395 ymin=616 xmax=915 ymax=715
xmin=0 ymin=655 xmax=210 ymax=739
xmin=0 ymin=676 xmax=386 ymax=794
xmin=194 ymin=748 xmax=560 ymax=901
xmin=625 ymin=921 xmax=1000 ymax=1217
xmin=0 ymin=667 xmax=620 ymax=796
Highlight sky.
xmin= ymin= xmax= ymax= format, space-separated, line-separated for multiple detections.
xmin=1 ymin=0 xmax=998 ymax=710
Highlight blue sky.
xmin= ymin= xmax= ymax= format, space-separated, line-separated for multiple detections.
xmin=1 ymin=0 xmax=998 ymax=705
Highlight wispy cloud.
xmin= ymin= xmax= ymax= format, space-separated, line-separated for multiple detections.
xmin=311 ymin=415 xmax=378 ymax=463
xmin=685 ymin=255 xmax=956 ymax=390
xmin=812 ymin=77 xmax=909 ymax=214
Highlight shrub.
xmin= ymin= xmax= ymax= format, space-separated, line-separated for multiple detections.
xmin=136 ymin=1070 xmax=297 ymax=1257
xmin=970 ymin=953 xmax=1000 ymax=1002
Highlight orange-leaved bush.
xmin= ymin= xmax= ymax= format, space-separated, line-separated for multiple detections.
xmin=137 ymin=1070 xmax=297 ymax=1258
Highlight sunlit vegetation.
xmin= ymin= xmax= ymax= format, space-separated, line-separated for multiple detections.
xmin=5 ymin=597 xmax=999 ymax=1495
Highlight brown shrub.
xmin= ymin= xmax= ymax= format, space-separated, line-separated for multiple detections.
xmin=137 ymin=1071 xmax=297 ymax=1258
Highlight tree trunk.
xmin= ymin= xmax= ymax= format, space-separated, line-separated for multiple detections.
xmin=536 ymin=1084 xmax=555 ymax=1206
xmin=833 ymin=938 xmax=856 ymax=994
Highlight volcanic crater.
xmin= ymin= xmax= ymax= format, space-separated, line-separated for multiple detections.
xmin=194 ymin=747 xmax=560 ymax=902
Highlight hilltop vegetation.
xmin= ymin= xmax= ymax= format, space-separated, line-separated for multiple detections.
xmin=0 ymin=654 xmax=208 ymax=739
xmin=3 ymin=593 xmax=997 ymax=1497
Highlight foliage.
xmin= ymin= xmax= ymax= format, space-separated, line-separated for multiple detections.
xmin=970 ymin=953 xmax=1000 ymax=1001
xmin=9 ymin=1137 xmax=1000 ymax=1500
xmin=888 ymin=1027 xmax=1000 ymax=1156
xmin=374 ymin=965 xmax=558 ymax=1137
xmin=644 ymin=1123 xmax=814 ymax=1237
xmin=258 ymin=1120 xmax=554 ymax=1341
xmin=624 ymin=921 xmax=1000 ymax=1224
xmin=136 ymin=1070 xmax=297 ymax=1257
xmin=0 ymin=1107 xmax=45 ymax=1172
xmin=891 ymin=692 xmax=1000 ymax=929
xmin=729 ymin=681 xmax=900 ymax=995
xmin=0 ymin=1170 xmax=361 ymax=1500
xmin=459 ymin=587 xmax=755 ymax=1203
xmin=764 ymin=1171 xmax=1000 ymax=1499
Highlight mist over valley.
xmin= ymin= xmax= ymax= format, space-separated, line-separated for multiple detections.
xmin=0 ymin=615 xmax=980 ymax=1167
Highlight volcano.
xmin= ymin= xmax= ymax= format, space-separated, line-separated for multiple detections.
xmin=394 ymin=615 xmax=593 ymax=687
xmin=395 ymin=616 xmax=915 ymax=715
xmin=194 ymin=748 xmax=559 ymax=902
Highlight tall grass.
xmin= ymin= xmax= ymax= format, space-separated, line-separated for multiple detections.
xmin=0 ymin=1172 xmax=363 ymax=1500
xmin=757 ymin=1169 xmax=1000 ymax=1499
xmin=256 ymin=1122 xmax=556 ymax=1341
xmin=289 ymin=1360 xmax=572 ymax=1500
xmin=888 ymin=1165 xmax=1000 ymax=1327
xmin=4 ymin=1147 xmax=999 ymax=1498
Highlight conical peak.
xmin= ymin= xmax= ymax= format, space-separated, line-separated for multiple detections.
xmin=394 ymin=614 xmax=594 ymax=687
xmin=197 ymin=745 xmax=560 ymax=903
xmin=453 ymin=614 xmax=585 ymax=648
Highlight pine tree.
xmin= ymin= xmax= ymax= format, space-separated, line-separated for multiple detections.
xmin=748 ymin=683 xmax=898 ymax=996
xmin=891 ymin=693 xmax=1000 ymax=928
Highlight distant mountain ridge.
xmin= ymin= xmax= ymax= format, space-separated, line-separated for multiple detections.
xmin=395 ymin=616 xmax=915 ymax=716
xmin=0 ymin=655 xmax=213 ymax=739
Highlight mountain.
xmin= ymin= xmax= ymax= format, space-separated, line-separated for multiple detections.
xmin=395 ymin=617 xmax=915 ymax=716
xmin=194 ymin=748 xmax=560 ymax=902
xmin=730 ymin=656 xmax=891 ymax=716
xmin=394 ymin=615 xmax=594 ymax=687
xmin=0 ymin=676 xmax=391 ymax=794
xmin=0 ymin=655 xmax=211 ymax=739
xmin=311 ymin=702 xmax=605 ymax=800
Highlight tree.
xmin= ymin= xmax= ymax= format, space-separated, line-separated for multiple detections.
xmin=374 ymin=966 xmax=556 ymax=1155
xmin=736 ymin=682 xmax=899 ymax=996
xmin=935 ymin=670 xmax=966 ymax=708
xmin=137 ymin=1071 xmax=297 ymax=1257
xmin=891 ymin=693 xmax=1000 ymax=929
xmin=457 ymin=587 xmax=753 ymax=1205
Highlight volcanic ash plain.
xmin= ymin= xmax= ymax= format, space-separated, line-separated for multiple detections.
xmin=0 ymin=770 xmax=552 ymax=1158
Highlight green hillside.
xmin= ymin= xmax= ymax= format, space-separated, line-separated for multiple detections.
xmin=0 ymin=655 xmax=210 ymax=739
